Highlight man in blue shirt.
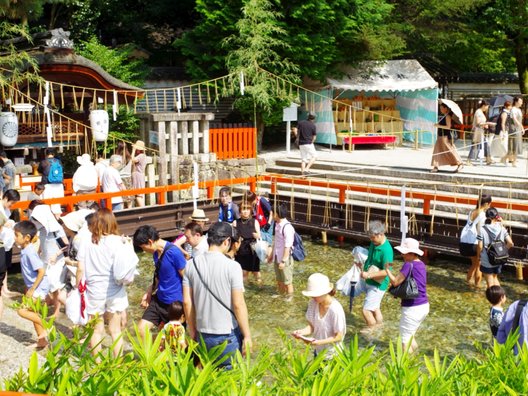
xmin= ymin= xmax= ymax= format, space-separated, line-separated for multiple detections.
xmin=133 ymin=225 xmax=187 ymax=339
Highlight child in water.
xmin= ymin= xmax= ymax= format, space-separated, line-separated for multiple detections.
xmin=160 ymin=301 xmax=187 ymax=353
xmin=485 ymin=285 xmax=506 ymax=338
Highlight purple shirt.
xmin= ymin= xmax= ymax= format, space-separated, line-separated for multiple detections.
xmin=400 ymin=260 xmax=428 ymax=307
xmin=496 ymin=300 xmax=528 ymax=354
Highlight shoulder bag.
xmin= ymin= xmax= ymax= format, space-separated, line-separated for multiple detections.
xmin=192 ymin=257 xmax=235 ymax=317
xmin=388 ymin=262 xmax=419 ymax=300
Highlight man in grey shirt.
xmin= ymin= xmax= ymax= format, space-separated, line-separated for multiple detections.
xmin=183 ymin=222 xmax=252 ymax=369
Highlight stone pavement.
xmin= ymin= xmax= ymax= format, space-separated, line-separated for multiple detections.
xmin=259 ymin=140 xmax=528 ymax=180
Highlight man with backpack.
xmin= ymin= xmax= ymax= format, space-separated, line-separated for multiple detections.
xmin=38 ymin=148 xmax=64 ymax=216
xmin=267 ymin=203 xmax=296 ymax=301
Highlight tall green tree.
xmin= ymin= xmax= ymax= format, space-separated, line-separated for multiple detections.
xmin=225 ymin=0 xmax=299 ymax=147
xmin=0 ymin=22 xmax=41 ymax=90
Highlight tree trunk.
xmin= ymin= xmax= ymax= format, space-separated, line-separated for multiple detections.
xmin=514 ymin=37 xmax=528 ymax=94
xmin=255 ymin=111 xmax=265 ymax=152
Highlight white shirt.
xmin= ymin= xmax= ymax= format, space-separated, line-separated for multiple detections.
xmin=77 ymin=234 xmax=126 ymax=301
xmin=73 ymin=163 xmax=99 ymax=192
xmin=512 ymin=107 xmax=523 ymax=131
xmin=101 ymin=166 xmax=123 ymax=204
xmin=305 ymin=298 xmax=347 ymax=358
xmin=94 ymin=160 xmax=109 ymax=184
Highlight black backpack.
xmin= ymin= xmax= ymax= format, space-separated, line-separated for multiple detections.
xmin=484 ymin=227 xmax=509 ymax=266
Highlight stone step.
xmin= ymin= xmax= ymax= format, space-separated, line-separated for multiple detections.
xmin=266 ymin=160 xmax=528 ymax=201
xmin=239 ymin=179 xmax=528 ymax=224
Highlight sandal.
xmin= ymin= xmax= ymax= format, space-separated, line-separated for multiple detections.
xmin=430 ymin=167 xmax=438 ymax=173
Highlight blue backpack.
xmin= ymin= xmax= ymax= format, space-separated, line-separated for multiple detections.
xmin=282 ymin=222 xmax=306 ymax=261
xmin=47 ymin=158 xmax=63 ymax=184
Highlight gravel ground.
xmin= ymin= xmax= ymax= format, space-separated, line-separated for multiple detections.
xmin=0 ymin=299 xmax=47 ymax=387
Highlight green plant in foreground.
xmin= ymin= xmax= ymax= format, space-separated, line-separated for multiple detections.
xmin=5 ymin=302 xmax=528 ymax=395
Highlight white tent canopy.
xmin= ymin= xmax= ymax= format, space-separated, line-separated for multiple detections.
xmin=328 ymin=59 xmax=438 ymax=92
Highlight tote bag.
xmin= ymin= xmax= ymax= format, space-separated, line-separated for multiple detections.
xmin=389 ymin=262 xmax=419 ymax=300
xmin=459 ymin=212 xmax=478 ymax=257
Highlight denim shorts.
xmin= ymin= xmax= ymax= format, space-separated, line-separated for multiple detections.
xmin=199 ymin=327 xmax=242 ymax=370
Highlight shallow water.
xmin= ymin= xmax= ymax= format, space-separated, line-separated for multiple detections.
xmin=128 ymin=238 xmax=528 ymax=359
xmin=8 ymin=238 xmax=526 ymax=359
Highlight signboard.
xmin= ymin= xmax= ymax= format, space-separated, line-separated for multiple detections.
xmin=282 ymin=103 xmax=299 ymax=122
xmin=149 ymin=130 xmax=159 ymax=146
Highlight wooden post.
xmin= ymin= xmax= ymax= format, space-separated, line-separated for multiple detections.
xmin=192 ymin=120 xmax=200 ymax=154
xmin=170 ymin=121 xmax=179 ymax=202
xmin=414 ymin=130 xmax=418 ymax=150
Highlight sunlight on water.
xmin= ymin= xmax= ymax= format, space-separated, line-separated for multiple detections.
xmin=129 ymin=238 xmax=528 ymax=359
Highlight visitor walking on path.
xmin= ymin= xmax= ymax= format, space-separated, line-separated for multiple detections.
xmin=385 ymin=238 xmax=429 ymax=354
xmin=233 ymin=201 xmax=261 ymax=284
xmin=464 ymin=194 xmax=492 ymax=289
xmin=131 ymin=140 xmax=147 ymax=207
xmin=466 ymin=100 xmax=492 ymax=165
xmin=267 ymin=203 xmax=295 ymax=300
xmin=38 ymin=148 xmax=64 ymax=215
xmin=292 ymin=273 xmax=346 ymax=359
xmin=477 ymin=207 xmax=513 ymax=288
xmin=490 ymin=101 xmax=513 ymax=165
xmin=431 ymin=103 xmax=463 ymax=173
xmin=296 ymin=112 xmax=317 ymax=175
xmin=353 ymin=220 xmax=392 ymax=328
xmin=101 ymin=155 xmax=125 ymax=211
xmin=510 ymin=97 xmax=524 ymax=165
xmin=76 ymin=209 xmax=136 ymax=357
xmin=133 ymin=225 xmax=186 ymax=340
xmin=72 ymin=153 xmax=98 ymax=209
xmin=15 ymin=221 xmax=50 ymax=349
xmin=218 ymin=186 xmax=239 ymax=224
xmin=183 ymin=222 xmax=252 ymax=370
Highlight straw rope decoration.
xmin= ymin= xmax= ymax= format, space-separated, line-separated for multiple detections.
xmin=289 ymin=180 xmax=295 ymax=221
xmin=364 ymin=182 xmax=371 ymax=232
xmin=453 ymin=182 xmax=460 ymax=229
xmin=507 ymin=182 xmax=513 ymax=234
xmin=385 ymin=183 xmax=391 ymax=234
xmin=307 ymin=179 xmax=312 ymax=223
xmin=322 ymin=181 xmax=331 ymax=228
xmin=429 ymin=186 xmax=438 ymax=236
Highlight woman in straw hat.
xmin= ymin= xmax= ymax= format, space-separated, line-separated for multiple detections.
xmin=131 ymin=140 xmax=147 ymax=207
xmin=292 ymin=273 xmax=346 ymax=359
xmin=385 ymin=238 xmax=429 ymax=354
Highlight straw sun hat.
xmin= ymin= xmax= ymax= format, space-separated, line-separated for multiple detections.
xmin=302 ymin=273 xmax=334 ymax=297
xmin=394 ymin=238 xmax=424 ymax=256
xmin=133 ymin=140 xmax=146 ymax=151
xmin=189 ymin=208 xmax=210 ymax=222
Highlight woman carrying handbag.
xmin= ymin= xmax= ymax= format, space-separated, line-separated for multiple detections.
xmin=385 ymin=238 xmax=429 ymax=354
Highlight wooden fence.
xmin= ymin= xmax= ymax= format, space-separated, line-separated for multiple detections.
xmin=209 ymin=123 xmax=256 ymax=160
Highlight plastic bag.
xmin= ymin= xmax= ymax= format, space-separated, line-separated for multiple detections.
xmin=251 ymin=239 xmax=269 ymax=263
xmin=113 ymin=236 xmax=139 ymax=285
xmin=66 ymin=286 xmax=88 ymax=326
xmin=336 ymin=265 xmax=361 ymax=296
xmin=352 ymin=246 xmax=369 ymax=265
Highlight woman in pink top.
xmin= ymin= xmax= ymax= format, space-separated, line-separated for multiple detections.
xmin=131 ymin=140 xmax=147 ymax=207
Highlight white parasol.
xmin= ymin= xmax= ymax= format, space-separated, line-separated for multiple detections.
xmin=439 ymin=98 xmax=464 ymax=124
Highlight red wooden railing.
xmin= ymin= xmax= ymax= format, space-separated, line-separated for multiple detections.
xmin=209 ymin=123 xmax=256 ymax=160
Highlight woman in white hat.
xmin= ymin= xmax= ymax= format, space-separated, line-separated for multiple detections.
xmin=292 ymin=273 xmax=346 ymax=359
xmin=385 ymin=238 xmax=429 ymax=354
xmin=131 ymin=140 xmax=147 ymax=207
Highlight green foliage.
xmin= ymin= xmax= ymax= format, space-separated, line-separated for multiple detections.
xmin=0 ymin=22 xmax=42 ymax=89
xmin=104 ymin=106 xmax=141 ymax=156
xmin=6 ymin=310 xmax=528 ymax=396
xmin=75 ymin=36 xmax=148 ymax=87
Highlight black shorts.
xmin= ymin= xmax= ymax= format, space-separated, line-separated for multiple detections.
xmin=480 ymin=264 xmax=503 ymax=275
xmin=141 ymin=294 xmax=172 ymax=327
xmin=0 ymin=271 xmax=5 ymax=296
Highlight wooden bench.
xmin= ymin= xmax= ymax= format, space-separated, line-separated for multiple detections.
xmin=341 ymin=135 xmax=397 ymax=151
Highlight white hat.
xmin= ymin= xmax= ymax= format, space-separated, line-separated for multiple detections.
xmin=76 ymin=153 xmax=92 ymax=166
xmin=302 ymin=273 xmax=334 ymax=297
xmin=189 ymin=209 xmax=210 ymax=222
xmin=61 ymin=209 xmax=94 ymax=232
xmin=395 ymin=238 xmax=424 ymax=256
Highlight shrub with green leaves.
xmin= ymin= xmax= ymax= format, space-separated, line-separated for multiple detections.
xmin=4 ymin=303 xmax=528 ymax=395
